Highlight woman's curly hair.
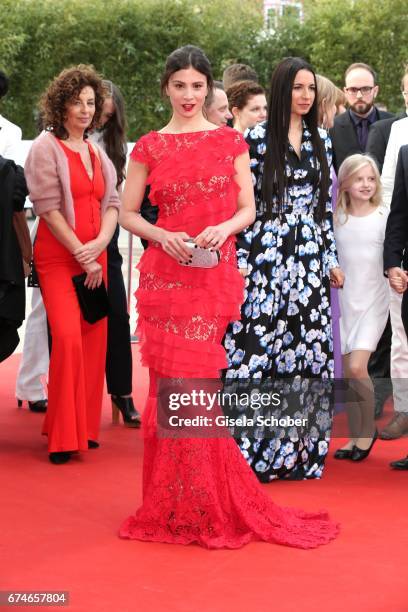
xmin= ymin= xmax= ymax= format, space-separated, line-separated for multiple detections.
xmin=226 ymin=80 xmax=265 ymax=111
xmin=39 ymin=64 xmax=105 ymax=139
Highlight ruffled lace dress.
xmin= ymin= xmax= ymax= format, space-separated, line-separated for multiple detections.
xmin=119 ymin=127 xmax=339 ymax=549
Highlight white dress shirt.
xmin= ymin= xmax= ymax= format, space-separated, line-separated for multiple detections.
xmin=382 ymin=116 xmax=408 ymax=206
xmin=0 ymin=114 xmax=22 ymax=162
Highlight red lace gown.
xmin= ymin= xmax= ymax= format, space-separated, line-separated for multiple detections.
xmin=119 ymin=127 xmax=339 ymax=549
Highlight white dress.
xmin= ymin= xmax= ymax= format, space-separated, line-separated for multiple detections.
xmin=334 ymin=206 xmax=389 ymax=354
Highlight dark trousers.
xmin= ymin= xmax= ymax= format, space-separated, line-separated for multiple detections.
xmin=106 ymin=225 xmax=133 ymax=396
xmin=367 ymin=315 xmax=392 ymax=405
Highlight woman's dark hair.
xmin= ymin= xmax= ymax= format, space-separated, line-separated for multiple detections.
xmin=100 ymin=80 xmax=127 ymax=187
xmin=39 ymin=64 xmax=105 ymax=140
xmin=226 ymin=80 xmax=265 ymax=111
xmin=160 ymin=45 xmax=213 ymax=95
xmin=262 ymin=57 xmax=330 ymax=222
xmin=0 ymin=71 xmax=9 ymax=98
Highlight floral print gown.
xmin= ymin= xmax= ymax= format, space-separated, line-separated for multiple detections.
xmin=224 ymin=122 xmax=339 ymax=481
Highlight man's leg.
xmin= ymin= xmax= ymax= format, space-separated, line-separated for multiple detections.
xmin=367 ymin=317 xmax=392 ymax=418
xmin=15 ymin=288 xmax=49 ymax=403
xmin=380 ymin=289 xmax=408 ymax=440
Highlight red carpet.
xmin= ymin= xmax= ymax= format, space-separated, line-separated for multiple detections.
xmin=1 ymin=349 xmax=407 ymax=612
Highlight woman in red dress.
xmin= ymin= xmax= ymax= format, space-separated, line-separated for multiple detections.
xmin=24 ymin=66 xmax=120 ymax=464
xmin=119 ymin=46 xmax=339 ymax=549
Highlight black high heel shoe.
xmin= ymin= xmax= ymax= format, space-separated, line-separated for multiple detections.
xmin=49 ymin=451 xmax=72 ymax=465
xmin=334 ymin=446 xmax=355 ymax=460
xmin=88 ymin=440 xmax=99 ymax=449
xmin=17 ymin=399 xmax=48 ymax=413
xmin=351 ymin=430 xmax=378 ymax=462
xmin=111 ymin=396 xmax=141 ymax=428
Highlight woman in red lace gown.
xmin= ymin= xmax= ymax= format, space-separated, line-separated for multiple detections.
xmin=119 ymin=45 xmax=339 ymax=549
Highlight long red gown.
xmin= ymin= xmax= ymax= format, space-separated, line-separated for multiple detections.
xmin=119 ymin=127 xmax=339 ymax=549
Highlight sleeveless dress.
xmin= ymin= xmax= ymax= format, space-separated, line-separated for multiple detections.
xmin=334 ymin=206 xmax=389 ymax=354
xmin=119 ymin=126 xmax=339 ymax=549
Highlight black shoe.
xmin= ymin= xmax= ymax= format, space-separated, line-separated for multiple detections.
xmin=17 ymin=399 xmax=48 ymax=413
xmin=111 ymin=396 xmax=141 ymax=428
xmin=49 ymin=451 xmax=71 ymax=465
xmin=390 ymin=455 xmax=408 ymax=470
xmin=334 ymin=447 xmax=355 ymax=460
xmin=351 ymin=430 xmax=378 ymax=462
xmin=379 ymin=412 xmax=408 ymax=440
xmin=88 ymin=440 xmax=99 ymax=449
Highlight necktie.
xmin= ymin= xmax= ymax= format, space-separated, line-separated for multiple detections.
xmin=357 ymin=118 xmax=369 ymax=151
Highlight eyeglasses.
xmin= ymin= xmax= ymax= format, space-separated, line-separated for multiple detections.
xmin=345 ymin=86 xmax=375 ymax=96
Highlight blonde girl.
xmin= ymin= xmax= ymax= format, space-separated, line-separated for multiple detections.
xmin=333 ymin=154 xmax=389 ymax=461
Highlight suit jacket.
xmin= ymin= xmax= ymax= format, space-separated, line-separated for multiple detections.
xmin=383 ymin=145 xmax=408 ymax=271
xmin=0 ymin=156 xmax=28 ymax=362
xmin=366 ymin=111 xmax=406 ymax=172
xmin=140 ymin=186 xmax=158 ymax=250
xmin=330 ymin=108 xmax=393 ymax=173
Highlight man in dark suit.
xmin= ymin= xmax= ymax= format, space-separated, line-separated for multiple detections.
xmin=383 ymin=144 xmax=408 ymax=469
xmin=331 ymin=62 xmax=393 ymax=174
xmin=0 ymin=155 xmax=30 ymax=362
xmin=331 ymin=62 xmax=394 ymax=418
xmin=366 ymin=69 xmax=408 ymax=171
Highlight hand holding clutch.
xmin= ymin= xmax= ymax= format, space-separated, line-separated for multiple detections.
xmin=82 ymin=260 xmax=103 ymax=289
xmin=72 ymin=273 xmax=109 ymax=324
xmin=179 ymin=239 xmax=220 ymax=268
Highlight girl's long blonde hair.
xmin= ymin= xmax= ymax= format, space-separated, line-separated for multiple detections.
xmin=335 ymin=154 xmax=382 ymax=224
xmin=316 ymin=74 xmax=338 ymax=128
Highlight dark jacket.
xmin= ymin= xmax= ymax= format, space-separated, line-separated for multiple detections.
xmin=383 ymin=145 xmax=408 ymax=271
xmin=330 ymin=107 xmax=393 ymax=173
xmin=366 ymin=111 xmax=407 ymax=172
xmin=140 ymin=186 xmax=158 ymax=250
xmin=0 ymin=156 xmax=29 ymax=362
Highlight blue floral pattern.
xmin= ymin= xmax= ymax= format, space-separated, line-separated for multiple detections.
xmin=224 ymin=121 xmax=338 ymax=481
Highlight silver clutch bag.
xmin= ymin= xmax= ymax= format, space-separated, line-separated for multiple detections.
xmin=180 ymin=239 xmax=221 ymax=268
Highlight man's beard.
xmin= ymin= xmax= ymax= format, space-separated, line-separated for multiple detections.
xmin=350 ymin=100 xmax=374 ymax=116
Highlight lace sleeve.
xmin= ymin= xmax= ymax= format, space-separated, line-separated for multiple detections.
xmin=130 ymin=134 xmax=150 ymax=168
xmin=232 ymin=130 xmax=249 ymax=158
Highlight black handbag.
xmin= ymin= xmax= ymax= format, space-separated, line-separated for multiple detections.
xmin=72 ymin=272 xmax=109 ymax=324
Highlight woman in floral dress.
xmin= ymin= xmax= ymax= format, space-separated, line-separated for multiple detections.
xmin=224 ymin=57 xmax=344 ymax=482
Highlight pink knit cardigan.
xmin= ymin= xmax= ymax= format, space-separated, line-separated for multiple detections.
xmin=24 ymin=131 xmax=120 ymax=228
